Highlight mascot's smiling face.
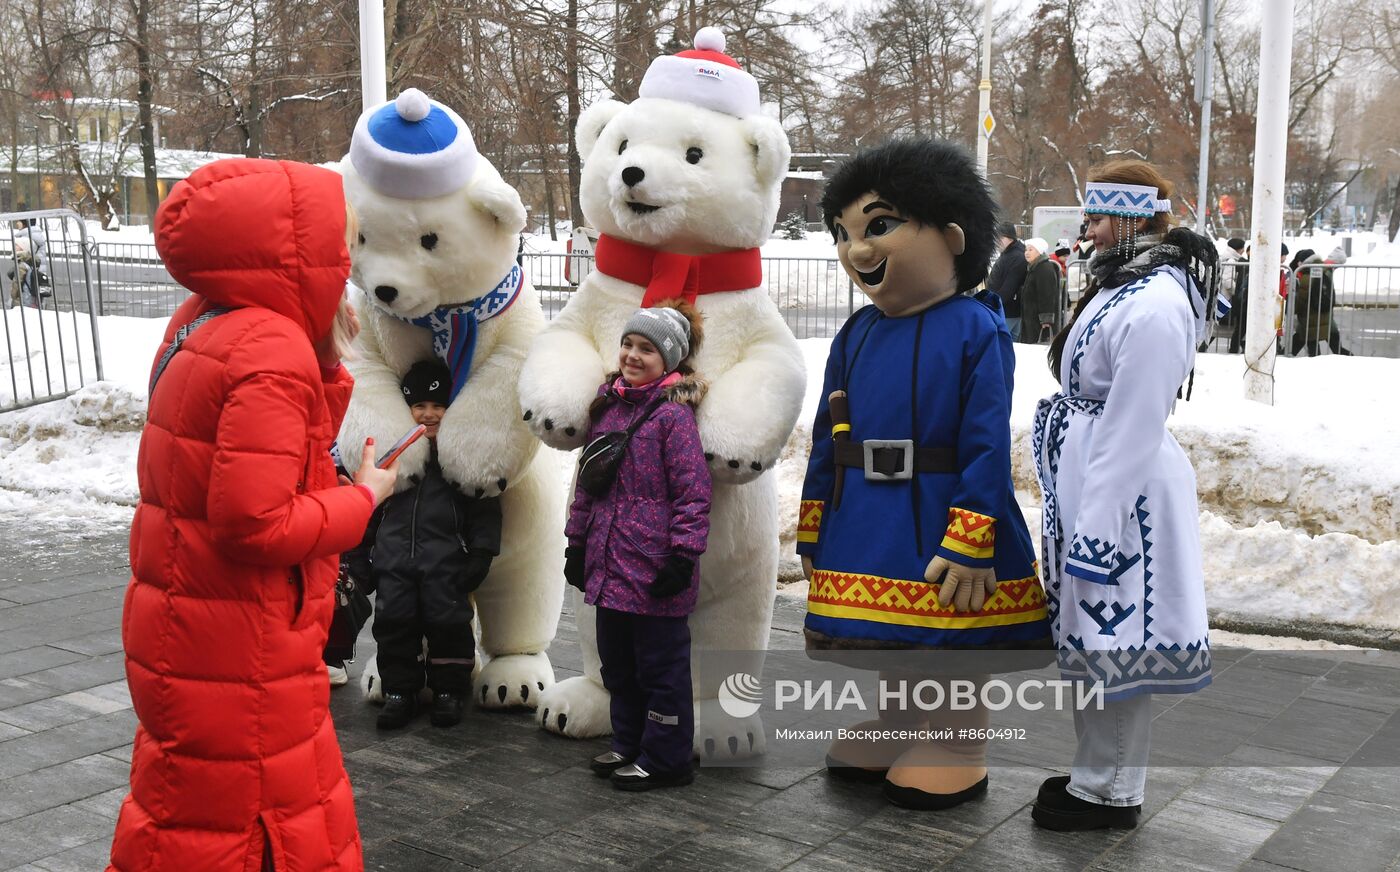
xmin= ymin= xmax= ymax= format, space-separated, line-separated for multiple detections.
xmin=577 ymin=98 xmax=790 ymax=254
xmin=831 ymin=192 xmax=965 ymax=319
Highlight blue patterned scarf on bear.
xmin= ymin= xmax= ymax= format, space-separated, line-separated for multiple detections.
xmin=395 ymin=264 xmax=523 ymax=402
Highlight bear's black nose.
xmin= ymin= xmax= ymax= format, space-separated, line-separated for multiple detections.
xmin=621 ymin=166 xmax=645 ymax=187
xmin=374 ymin=285 xmax=399 ymax=303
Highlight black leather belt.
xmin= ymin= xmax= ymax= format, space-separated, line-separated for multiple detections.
xmin=834 ymin=439 xmax=957 ymax=480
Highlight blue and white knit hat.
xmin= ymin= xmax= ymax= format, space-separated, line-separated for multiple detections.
xmin=349 ymin=89 xmax=477 ymax=199
xmin=1083 ymin=181 xmax=1172 ymax=218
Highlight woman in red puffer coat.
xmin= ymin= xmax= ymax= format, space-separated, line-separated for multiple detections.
xmin=108 ymin=158 xmax=397 ymax=872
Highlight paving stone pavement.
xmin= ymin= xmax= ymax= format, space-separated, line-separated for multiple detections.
xmin=1 ymin=527 xmax=1399 ymax=871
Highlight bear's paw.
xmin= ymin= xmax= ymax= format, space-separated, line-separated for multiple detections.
xmin=535 ymin=675 xmax=613 ymax=737
xmin=704 ymin=452 xmax=773 ymax=485
xmin=694 ymin=697 xmax=767 ymax=761
xmin=474 ymin=652 xmax=554 ymax=710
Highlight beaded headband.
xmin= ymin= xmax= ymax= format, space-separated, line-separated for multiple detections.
xmin=1083 ymin=181 xmax=1172 ymax=218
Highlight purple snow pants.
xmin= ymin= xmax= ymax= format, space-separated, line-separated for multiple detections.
xmin=596 ymin=606 xmax=694 ymax=775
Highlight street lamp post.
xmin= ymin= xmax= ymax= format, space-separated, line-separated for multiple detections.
xmin=1194 ymin=0 xmax=1216 ymax=235
xmin=975 ymin=0 xmax=994 ymax=176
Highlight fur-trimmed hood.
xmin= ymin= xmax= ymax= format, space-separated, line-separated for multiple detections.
xmin=597 ymin=369 xmax=709 ymax=408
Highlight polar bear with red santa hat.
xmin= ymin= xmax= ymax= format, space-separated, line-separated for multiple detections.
xmin=518 ymin=27 xmax=806 ymax=759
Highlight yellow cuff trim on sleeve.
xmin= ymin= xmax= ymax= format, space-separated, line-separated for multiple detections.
xmin=831 ymin=423 xmax=851 ymax=435
xmin=941 ymin=507 xmax=996 ymax=560
xmin=798 ymin=499 xmax=824 ymax=544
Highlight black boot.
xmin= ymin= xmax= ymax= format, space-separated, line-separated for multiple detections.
xmin=377 ymin=691 xmax=418 ymax=730
xmin=1038 ymin=774 xmax=1070 ymax=802
xmin=430 ymin=691 xmax=464 ymax=728
xmin=1032 ymin=776 xmax=1140 ymax=831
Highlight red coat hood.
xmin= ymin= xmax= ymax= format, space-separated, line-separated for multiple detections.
xmin=155 ymin=158 xmax=349 ymax=341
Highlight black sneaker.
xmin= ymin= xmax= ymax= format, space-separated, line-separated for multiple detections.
xmin=589 ymin=751 xmax=635 ymax=777
xmin=1032 ymin=778 xmax=1141 ymax=831
xmin=377 ymin=692 xmax=418 ymax=730
xmin=430 ymin=691 xmax=464 ymax=728
xmin=611 ymin=761 xmax=694 ymax=792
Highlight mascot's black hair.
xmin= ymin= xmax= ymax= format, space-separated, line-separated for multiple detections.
xmin=820 ymin=137 xmax=998 ymax=294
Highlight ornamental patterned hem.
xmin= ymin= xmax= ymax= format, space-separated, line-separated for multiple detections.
xmin=807 ymin=568 xmax=1045 ymax=630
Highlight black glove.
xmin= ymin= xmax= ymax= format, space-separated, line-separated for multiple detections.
xmin=461 ymin=552 xmax=494 ymax=593
xmin=649 ymin=555 xmax=694 ymax=599
xmin=564 ymin=545 xmax=586 ymax=591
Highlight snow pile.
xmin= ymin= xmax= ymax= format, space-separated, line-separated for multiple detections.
xmin=0 ymin=314 xmax=165 ymax=539
xmin=2 ymin=314 xmax=1398 ymax=632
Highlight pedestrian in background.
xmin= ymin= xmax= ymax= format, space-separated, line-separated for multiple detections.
xmin=986 ymin=222 xmax=1027 ymax=340
xmin=1021 ymin=236 xmax=1062 ymax=344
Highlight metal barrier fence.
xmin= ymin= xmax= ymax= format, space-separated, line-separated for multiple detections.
xmin=525 ymin=252 xmax=861 ymax=338
xmin=0 ymin=209 xmax=104 ymax=411
xmin=1279 ymin=263 xmax=1399 ymax=358
xmin=1058 ymin=257 xmax=1400 ymax=358
xmin=25 ymin=241 xmax=1400 ymax=360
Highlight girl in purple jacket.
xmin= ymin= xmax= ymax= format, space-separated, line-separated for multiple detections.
xmin=564 ymin=301 xmax=712 ymax=792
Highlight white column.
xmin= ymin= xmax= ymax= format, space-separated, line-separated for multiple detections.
xmin=975 ymin=0 xmax=993 ymax=176
xmin=359 ymin=0 xmax=387 ymax=111
xmin=1243 ymin=0 xmax=1293 ymax=404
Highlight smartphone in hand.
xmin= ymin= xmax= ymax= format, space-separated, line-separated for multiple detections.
xmin=376 ymin=424 xmax=427 ymax=468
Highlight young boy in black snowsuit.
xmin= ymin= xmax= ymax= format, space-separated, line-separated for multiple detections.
xmin=354 ymin=360 xmax=502 ymax=729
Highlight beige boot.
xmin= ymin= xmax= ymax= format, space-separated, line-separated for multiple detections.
xmin=824 ymin=670 xmax=930 ymax=781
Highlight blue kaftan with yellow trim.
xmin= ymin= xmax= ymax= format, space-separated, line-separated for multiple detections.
xmin=799 ymin=295 xmax=1051 ymax=650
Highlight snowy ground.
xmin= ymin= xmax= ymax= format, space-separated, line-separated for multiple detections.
xmin=3 ymin=295 xmax=1398 ymax=632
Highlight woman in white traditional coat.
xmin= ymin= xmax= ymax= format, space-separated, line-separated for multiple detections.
xmin=1030 ymin=160 xmax=1219 ymax=831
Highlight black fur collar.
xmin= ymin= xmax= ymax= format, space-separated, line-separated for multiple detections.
xmin=1089 ymin=227 xmax=1218 ymax=290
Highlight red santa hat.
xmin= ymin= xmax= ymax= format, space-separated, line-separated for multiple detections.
xmin=637 ymin=27 xmax=760 ymax=118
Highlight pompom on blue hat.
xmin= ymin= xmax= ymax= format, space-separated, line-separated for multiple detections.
xmin=349 ymin=89 xmax=478 ymax=199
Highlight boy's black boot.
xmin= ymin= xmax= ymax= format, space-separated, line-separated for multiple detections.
xmin=430 ymin=691 xmax=464 ymax=728
xmin=611 ymin=762 xmax=694 ymax=792
xmin=1032 ymin=776 xmax=1141 ymax=831
xmin=377 ymin=691 xmax=419 ymax=730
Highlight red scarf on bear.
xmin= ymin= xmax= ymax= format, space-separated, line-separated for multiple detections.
xmin=593 ymin=234 xmax=762 ymax=308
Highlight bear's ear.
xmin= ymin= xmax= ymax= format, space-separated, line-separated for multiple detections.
xmin=743 ymin=115 xmax=792 ymax=190
xmin=469 ymin=174 xmax=528 ymax=234
xmin=577 ymin=100 xmax=626 ymax=159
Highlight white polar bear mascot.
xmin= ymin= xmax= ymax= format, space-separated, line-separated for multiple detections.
xmin=338 ymin=89 xmax=563 ymax=709
xmin=518 ymin=29 xmax=806 ymax=759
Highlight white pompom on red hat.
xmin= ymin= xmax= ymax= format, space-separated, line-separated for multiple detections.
xmin=637 ymin=26 xmax=761 ymax=118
